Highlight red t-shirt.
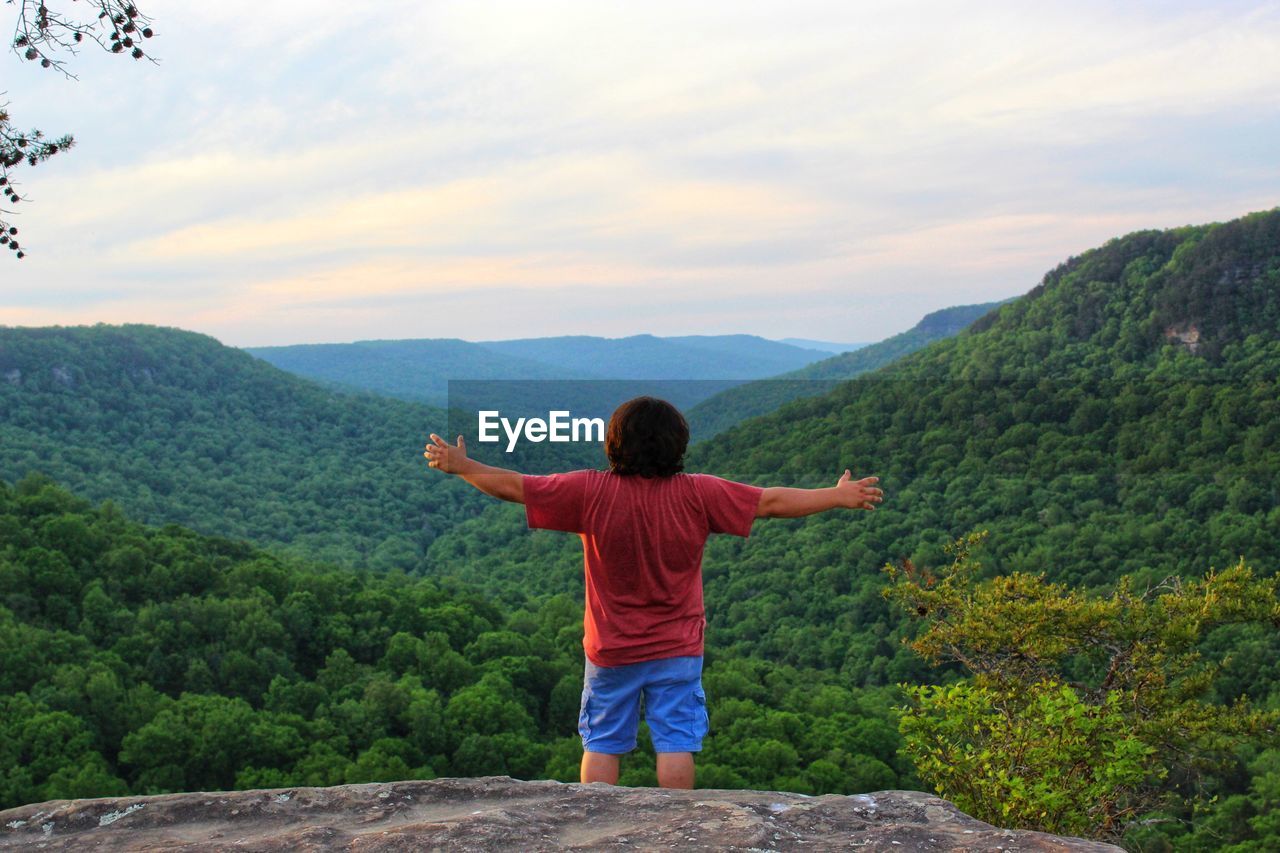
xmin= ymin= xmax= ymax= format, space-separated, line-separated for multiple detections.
xmin=523 ymin=470 xmax=763 ymax=667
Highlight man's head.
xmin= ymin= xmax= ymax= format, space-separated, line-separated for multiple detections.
xmin=606 ymin=396 xmax=689 ymax=477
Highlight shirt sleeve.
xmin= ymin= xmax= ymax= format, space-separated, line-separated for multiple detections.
xmin=694 ymin=474 xmax=764 ymax=538
xmin=523 ymin=470 xmax=594 ymax=533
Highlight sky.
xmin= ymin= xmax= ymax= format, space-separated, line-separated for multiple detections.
xmin=1 ymin=0 xmax=1278 ymax=346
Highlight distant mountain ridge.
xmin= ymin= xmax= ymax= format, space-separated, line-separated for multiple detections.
xmin=247 ymin=334 xmax=835 ymax=406
xmin=479 ymin=333 xmax=832 ymax=378
xmin=687 ymin=300 xmax=1007 ymax=439
xmin=244 ymin=338 xmax=578 ymax=402
xmin=790 ymin=301 xmax=1012 ymax=381
xmin=778 ymin=337 xmax=871 ymax=353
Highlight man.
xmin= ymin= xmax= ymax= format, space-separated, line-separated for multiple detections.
xmin=425 ymin=396 xmax=882 ymax=789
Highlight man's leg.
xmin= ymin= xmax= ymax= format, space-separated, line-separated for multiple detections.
xmin=644 ymin=656 xmax=708 ymax=790
xmin=581 ymin=751 xmax=620 ymax=784
xmin=656 ymin=752 xmax=695 ymax=789
xmin=579 ymin=657 xmax=641 ymax=784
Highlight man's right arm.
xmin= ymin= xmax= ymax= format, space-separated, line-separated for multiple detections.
xmin=424 ymin=433 xmax=525 ymax=503
xmin=755 ymin=470 xmax=882 ymax=518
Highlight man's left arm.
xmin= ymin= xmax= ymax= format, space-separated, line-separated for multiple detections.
xmin=424 ymin=434 xmax=524 ymax=504
xmin=756 ymin=470 xmax=881 ymax=518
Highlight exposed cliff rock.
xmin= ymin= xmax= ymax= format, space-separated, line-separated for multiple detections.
xmin=1 ymin=776 xmax=1123 ymax=851
xmin=1163 ymin=322 xmax=1202 ymax=353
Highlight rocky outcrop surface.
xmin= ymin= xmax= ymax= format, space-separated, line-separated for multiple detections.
xmin=1163 ymin=322 xmax=1202 ymax=353
xmin=1 ymin=776 xmax=1123 ymax=851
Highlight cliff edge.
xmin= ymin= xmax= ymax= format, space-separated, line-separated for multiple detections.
xmin=1 ymin=776 xmax=1123 ymax=851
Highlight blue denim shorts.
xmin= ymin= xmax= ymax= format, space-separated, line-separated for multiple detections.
xmin=579 ymin=655 xmax=708 ymax=754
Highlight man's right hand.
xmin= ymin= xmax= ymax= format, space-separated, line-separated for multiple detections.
xmin=835 ymin=470 xmax=882 ymax=510
xmin=424 ymin=434 xmax=468 ymax=475
xmin=424 ymin=434 xmax=525 ymax=504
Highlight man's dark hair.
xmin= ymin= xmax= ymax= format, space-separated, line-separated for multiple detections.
xmin=606 ymin=396 xmax=689 ymax=477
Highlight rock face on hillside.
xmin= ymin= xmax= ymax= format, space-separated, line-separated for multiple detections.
xmin=1 ymin=776 xmax=1122 ymax=851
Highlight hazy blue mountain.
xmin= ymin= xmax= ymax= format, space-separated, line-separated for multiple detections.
xmin=245 ymin=338 xmax=583 ymax=404
xmin=777 ymin=338 xmax=870 ymax=353
xmin=687 ymin=300 xmax=1007 ymax=440
xmin=477 ymin=334 xmax=829 ymax=380
xmin=662 ymin=334 xmax=837 ymax=364
xmin=249 ymin=334 xmax=835 ymax=406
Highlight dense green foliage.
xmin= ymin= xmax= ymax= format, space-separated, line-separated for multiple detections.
xmin=249 ymin=334 xmax=832 ymax=407
xmin=0 ymin=476 xmax=912 ymax=810
xmin=687 ymin=301 xmax=1004 ymax=439
xmin=0 ymin=325 xmax=485 ymax=569
xmin=430 ymin=365 xmax=1280 ymax=685
xmin=885 ymin=534 xmax=1280 ymax=842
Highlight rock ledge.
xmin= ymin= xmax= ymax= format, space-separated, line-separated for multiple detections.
xmin=1 ymin=776 xmax=1123 ymax=851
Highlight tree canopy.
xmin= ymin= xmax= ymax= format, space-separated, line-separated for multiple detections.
xmin=885 ymin=533 xmax=1280 ymax=841
xmin=0 ymin=475 xmax=914 ymax=809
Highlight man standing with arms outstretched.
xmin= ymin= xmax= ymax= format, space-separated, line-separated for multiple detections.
xmin=425 ymin=396 xmax=882 ymax=789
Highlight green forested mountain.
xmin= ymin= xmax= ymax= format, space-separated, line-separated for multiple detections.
xmin=248 ymin=334 xmax=833 ymax=406
xmin=0 ymin=325 xmax=480 ymax=569
xmin=686 ymin=301 xmax=1006 ymax=439
xmin=785 ymin=301 xmax=1010 ymax=380
xmin=0 ymin=477 xmax=910 ymax=808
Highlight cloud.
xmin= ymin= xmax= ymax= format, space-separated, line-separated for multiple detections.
xmin=109 ymin=149 xmax=829 ymax=271
xmin=3 ymin=1 xmax=1280 ymax=344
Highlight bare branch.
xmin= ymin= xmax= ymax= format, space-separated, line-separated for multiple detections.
xmin=2 ymin=1 xmax=157 ymax=257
